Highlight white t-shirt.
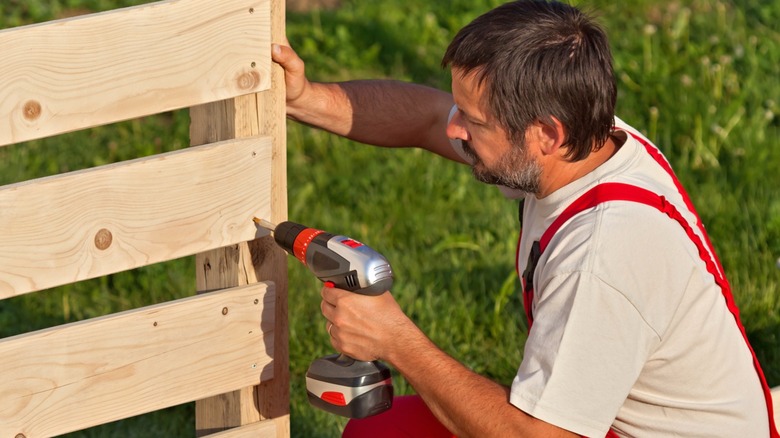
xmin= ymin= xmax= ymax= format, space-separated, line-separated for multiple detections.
xmin=449 ymin=114 xmax=769 ymax=437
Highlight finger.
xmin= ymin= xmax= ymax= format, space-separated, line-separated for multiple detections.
xmin=271 ymin=43 xmax=304 ymax=75
xmin=321 ymin=298 xmax=336 ymax=322
xmin=320 ymin=284 xmax=344 ymax=305
xmin=321 ymin=285 xmax=333 ymax=305
xmin=271 ymin=43 xmax=284 ymax=62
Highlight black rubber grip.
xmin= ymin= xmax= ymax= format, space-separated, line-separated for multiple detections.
xmin=273 ymin=221 xmax=306 ymax=254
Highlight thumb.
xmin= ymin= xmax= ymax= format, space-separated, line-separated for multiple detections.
xmin=271 ymin=42 xmax=300 ymax=69
xmin=271 ymin=42 xmax=309 ymax=103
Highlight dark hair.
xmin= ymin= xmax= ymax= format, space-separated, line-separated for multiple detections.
xmin=441 ymin=0 xmax=616 ymax=161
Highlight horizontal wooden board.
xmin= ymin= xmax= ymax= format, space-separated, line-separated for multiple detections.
xmin=0 ymin=0 xmax=271 ymax=147
xmin=209 ymin=420 xmax=278 ymax=437
xmin=0 ymin=136 xmax=273 ymax=299
xmin=0 ymin=282 xmax=275 ymax=437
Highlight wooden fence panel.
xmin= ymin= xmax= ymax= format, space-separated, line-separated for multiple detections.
xmin=0 ymin=0 xmax=271 ymax=147
xmin=0 ymin=282 xmax=275 ymax=438
xmin=0 ymin=0 xmax=288 ymax=434
xmin=0 ymin=136 xmax=273 ymax=299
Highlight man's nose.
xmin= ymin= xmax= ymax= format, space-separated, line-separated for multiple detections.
xmin=446 ymin=111 xmax=469 ymax=141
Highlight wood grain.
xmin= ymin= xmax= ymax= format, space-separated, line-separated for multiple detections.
xmin=254 ymin=0 xmax=291 ymax=435
xmin=0 ymin=0 xmax=271 ymax=147
xmin=192 ymin=0 xmax=289 ymax=433
xmin=0 ymin=136 xmax=273 ymax=298
xmin=206 ymin=420 xmax=277 ymax=437
xmin=0 ymin=282 xmax=275 ymax=438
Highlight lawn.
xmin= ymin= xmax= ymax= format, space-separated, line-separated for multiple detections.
xmin=0 ymin=0 xmax=778 ymax=436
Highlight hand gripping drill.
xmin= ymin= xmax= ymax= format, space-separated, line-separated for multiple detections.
xmin=254 ymin=218 xmax=394 ymax=419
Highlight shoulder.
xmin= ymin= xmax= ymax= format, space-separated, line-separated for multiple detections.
xmin=539 ymin=200 xmax=703 ymax=332
xmin=541 ymin=200 xmax=693 ymax=274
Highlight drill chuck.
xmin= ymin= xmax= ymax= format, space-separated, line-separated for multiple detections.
xmin=271 ymin=221 xmax=393 ymax=296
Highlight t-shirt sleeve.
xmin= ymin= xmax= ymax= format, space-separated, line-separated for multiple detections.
xmin=509 ymin=271 xmax=660 ymax=437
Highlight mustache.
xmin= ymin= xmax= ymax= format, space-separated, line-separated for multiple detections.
xmin=461 ymin=140 xmax=478 ymax=162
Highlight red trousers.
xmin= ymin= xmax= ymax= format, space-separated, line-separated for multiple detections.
xmin=342 ymin=395 xmax=456 ymax=438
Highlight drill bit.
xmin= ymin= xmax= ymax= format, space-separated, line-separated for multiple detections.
xmin=253 ymin=217 xmax=277 ymax=234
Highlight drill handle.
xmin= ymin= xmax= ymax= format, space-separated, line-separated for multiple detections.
xmin=323 ymin=275 xmax=393 ymax=296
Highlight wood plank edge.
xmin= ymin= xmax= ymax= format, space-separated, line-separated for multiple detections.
xmin=204 ymin=418 xmax=279 ymax=437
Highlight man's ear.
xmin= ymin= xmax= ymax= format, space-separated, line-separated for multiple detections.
xmin=532 ymin=117 xmax=566 ymax=156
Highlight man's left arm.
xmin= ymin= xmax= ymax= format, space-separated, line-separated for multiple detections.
xmin=320 ymin=286 xmax=577 ymax=438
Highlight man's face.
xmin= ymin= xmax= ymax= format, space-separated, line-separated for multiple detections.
xmin=446 ymin=68 xmax=541 ymax=194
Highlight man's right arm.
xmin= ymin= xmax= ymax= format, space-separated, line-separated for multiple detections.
xmin=272 ymin=43 xmax=465 ymax=163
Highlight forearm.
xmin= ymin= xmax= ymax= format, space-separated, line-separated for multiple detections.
xmin=290 ymin=79 xmax=461 ymax=161
xmin=319 ymin=286 xmax=573 ymax=436
xmin=387 ymin=331 xmax=512 ymax=437
xmin=273 ymin=42 xmax=461 ymax=160
xmin=386 ymin=324 xmax=575 ymax=438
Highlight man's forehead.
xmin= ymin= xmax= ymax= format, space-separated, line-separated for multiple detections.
xmin=451 ymin=66 xmax=485 ymax=89
xmin=451 ymin=67 xmax=490 ymax=120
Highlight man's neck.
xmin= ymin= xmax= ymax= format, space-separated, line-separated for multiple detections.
xmin=536 ymin=133 xmax=624 ymax=199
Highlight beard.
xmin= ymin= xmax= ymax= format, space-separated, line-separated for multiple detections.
xmin=461 ymin=140 xmax=542 ymax=194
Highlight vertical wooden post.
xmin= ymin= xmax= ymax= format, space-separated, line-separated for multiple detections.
xmin=189 ymin=0 xmax=288 ymax=436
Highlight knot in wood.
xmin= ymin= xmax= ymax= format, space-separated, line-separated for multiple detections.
xmin=16 ymin=433 xmax=27 ymax=438
xmin=23 ymin=100 xmax=42 ymax=121
xmin=237 ymin=70 xmax=260 ymax=91
xmin=94 ymin=228 xmax=113 ymax=250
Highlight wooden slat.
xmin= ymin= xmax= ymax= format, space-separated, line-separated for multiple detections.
xmin=191 ymin=0 xmax=289 ymax=431
xmin=0 ymin=282 xmax=275 ymax=438
xmin=192 ymin=21 xmax=289 ymax=438
xmin=208 ymin=420 xmax=277 ymax=438
xmin=0 ymin=136 xmax=273 ymax=299
xmin=254 ymin=0 xmax=291 ymax=435
xmin=0 ymin=0 xmax=271 ymax=147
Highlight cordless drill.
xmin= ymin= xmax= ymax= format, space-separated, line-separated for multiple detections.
xmin=254 ymin=218 xmax=394 ymax=419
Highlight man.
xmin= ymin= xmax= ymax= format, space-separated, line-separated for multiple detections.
xmin=272 ymin=1 xmax=777 ymax=436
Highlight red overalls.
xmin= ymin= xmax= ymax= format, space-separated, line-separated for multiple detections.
xmin=519 ymin=131 xmax=779 ymax=438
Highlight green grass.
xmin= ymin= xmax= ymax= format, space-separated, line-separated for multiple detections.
xmin=1 ymin=0 xmax=779 ymax=436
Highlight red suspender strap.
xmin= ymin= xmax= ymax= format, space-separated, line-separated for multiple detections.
xmin=526 ymin=181 xmax=777 ymax=437
xmin=627 ymin=132 xmax=778 ymax=437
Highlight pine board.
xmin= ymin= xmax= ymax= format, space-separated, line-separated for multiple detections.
xmin=0 ymin=0 xmax=271 ymax=146
xmin=0 ymin=136 xmax=273 ymax=298
xmin=0 ymin=282 xmax=275 ymax=437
